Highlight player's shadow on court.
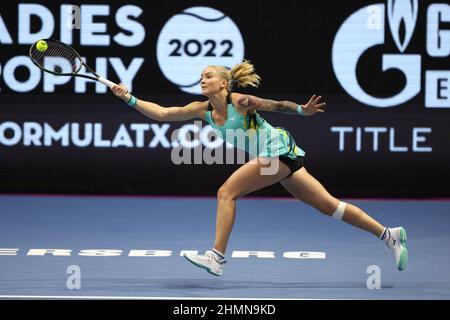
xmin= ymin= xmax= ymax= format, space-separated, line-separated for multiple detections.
xmin=159 ymin=279 xmax=394 ymax=290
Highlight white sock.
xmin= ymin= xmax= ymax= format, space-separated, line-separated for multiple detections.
xmin=212 ymin=248 xmax=225 ymax=261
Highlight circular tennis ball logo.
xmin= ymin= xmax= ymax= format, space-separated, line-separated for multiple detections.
xmin=36 ymin=40 xmax=48 ymax=52
xmin=157 ymin=6 xmax=245 ymax=95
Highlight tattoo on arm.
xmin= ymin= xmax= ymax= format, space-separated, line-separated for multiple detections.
xmin=246 ymin=96 xmax=298 ymax=114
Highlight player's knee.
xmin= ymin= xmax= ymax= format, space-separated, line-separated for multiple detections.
xmin=318 ymin=197 xmax=341 ymax=216
xmin=328 ymin=200 xmax=347 ymax=220
xmin=217 ymin=186 xmax=236 ymax=203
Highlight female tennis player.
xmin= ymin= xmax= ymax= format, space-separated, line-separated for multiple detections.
xmin=110 ymin=60 xmax=408 ymax=276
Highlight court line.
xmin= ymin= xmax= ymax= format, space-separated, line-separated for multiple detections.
xmin=0 ymin=294 xmax=329 ymax=300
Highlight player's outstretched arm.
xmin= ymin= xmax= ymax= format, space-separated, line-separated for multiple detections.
xmin=234 ymin=93 xmax=326 ymax=116
xmin=111 ymin=83 xmax=207 ymax=122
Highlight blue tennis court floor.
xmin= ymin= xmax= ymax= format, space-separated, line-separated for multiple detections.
xmin=1 ymin=195 xmax=449 ymax=299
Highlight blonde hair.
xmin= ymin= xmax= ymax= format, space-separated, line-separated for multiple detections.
xmin=211 ymin=60 xmax=261 ymax=91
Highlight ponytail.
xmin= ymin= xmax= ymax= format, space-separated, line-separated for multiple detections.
xmin=210 ymin=60 xmax=261 ymax=92
xmin=230 ymin=60 xmax=261 ymax=89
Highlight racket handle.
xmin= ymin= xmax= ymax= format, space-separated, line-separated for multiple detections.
xmin=97 ymin=76 xmax=117 ymax=88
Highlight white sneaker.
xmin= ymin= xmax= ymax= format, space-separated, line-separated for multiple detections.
xmin=385 ymin=227 xmax=408 ymax=271
xmin=183 ymin=251 xmax=226 ymax=276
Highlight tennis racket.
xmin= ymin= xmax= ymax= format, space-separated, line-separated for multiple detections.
xmin=29 ymin=38 xmax=117 ymax=88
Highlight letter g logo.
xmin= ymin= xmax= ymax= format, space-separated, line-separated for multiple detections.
xmin=332 ymin=1 xmax=421 ymax=108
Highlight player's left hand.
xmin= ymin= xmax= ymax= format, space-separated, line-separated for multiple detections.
xmin=301 ymin=95 xmax=326 ymax=116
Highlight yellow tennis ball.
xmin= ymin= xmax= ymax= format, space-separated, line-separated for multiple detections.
xmin=36 ymin=40 xmax=48 ymax=52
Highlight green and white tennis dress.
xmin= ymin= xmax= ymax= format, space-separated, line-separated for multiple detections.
xmin=205 ymin=93 xmax=305 ymax=175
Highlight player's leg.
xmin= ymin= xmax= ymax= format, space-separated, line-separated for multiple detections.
xmin=213 ymin=157 xmax=290 ymax=254
xmin=280 ymin=167 xmax=408 ymax=270
xmin=280 ymin=167 xmax=384 ymax=235
xmin=183 ymin=157 xmax=291 ymax=276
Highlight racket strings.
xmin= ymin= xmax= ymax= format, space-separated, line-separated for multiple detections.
xmin=31 ymin=40 xmax=82 ymax=74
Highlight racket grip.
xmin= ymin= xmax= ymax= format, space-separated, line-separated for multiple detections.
xmin=97 ymin=76 xmax=117 ymax=88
